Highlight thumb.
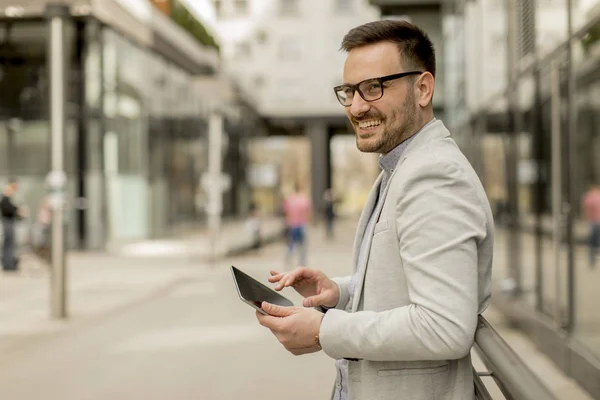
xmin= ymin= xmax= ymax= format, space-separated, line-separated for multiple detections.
xmin=303 ymin=294 xmax=328 ymax=308
xmin=262 ymin=302 xmax=294 ymax=317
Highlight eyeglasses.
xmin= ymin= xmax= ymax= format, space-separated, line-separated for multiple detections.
xmin=333 ymin=71 xmax=423 ymax=107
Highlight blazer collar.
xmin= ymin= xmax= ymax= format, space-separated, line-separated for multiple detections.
xmin=395 ymin=119 xmax=450 ymax=169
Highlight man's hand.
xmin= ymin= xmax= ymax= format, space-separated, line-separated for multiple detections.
xmin=256 ymin=302 xmax=324 ymax=356
xmin=268 ymin=267 xmax=339 ymax=308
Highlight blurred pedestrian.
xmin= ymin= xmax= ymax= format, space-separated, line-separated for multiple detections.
xmin=255 ymin=20 xmax=494 ymax=400
xmin=283 ymin=183 xmax=312 ymax=267
xmin=582 ymin=183 xmax=600 ymax=268
xmin=323 ymin=188 xmax=336 ymax=240
xmin=1 ymin=178 xmax=26 ymax=272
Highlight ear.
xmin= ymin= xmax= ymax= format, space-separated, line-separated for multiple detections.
xmin=415 ymin=72 xmax=435 ymax=108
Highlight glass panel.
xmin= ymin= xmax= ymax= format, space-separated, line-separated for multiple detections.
xmin=534 ymin=57 xmax=570 ymax=324
xmin=279 ymin=0 xmax=300 ymax=17
xmin=102 ymin=29 xmax=149 ymax=241
xmin=0 ymin=20 xmax=79 ymax=248
xmin=534 ymin=0 xmax=568 ymax=59
xmin=517 ymin=73 xmax=538 ymax=308
xmin=442 ymin=3 xmax=468 ymax=130
xmin=573 ymin=41 xmax=600 ymax=356
xmin=334 ymin=0 xmax=353 ymax=14
xmin=482 ymin=99 xmax=511 ymax=290
xmin=538 ymin=62 xmax=557 ymax=318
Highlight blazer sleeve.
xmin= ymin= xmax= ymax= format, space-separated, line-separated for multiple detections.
xmin=331 ymin=276 xmax=352 ymax=310
xmin=319 ymin=160 xmax=488 ymax=361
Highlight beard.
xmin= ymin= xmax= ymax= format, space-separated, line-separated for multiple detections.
xmin=354 ymin=93 xmax=418 ymax=154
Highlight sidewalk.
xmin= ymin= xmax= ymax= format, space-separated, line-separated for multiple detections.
xmin=0 ymin=217 xmax=592 ymax=399
xmin=0 ymin=217 xmax=285 ymax=356
xmin=112 ymin=216 xmax=285 ymax=259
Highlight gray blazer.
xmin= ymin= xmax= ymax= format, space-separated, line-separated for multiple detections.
xmin=319 ymin=120 xmax=494 ymax=400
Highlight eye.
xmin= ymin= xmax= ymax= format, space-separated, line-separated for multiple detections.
xmin=361 ymin=80 xmax=382 ymax=96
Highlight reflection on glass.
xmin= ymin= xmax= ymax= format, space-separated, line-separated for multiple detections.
xmin=517 ymin=73 xmax=537 ymax=308
xmin=574 ymin=61 xmax=600 ymax=356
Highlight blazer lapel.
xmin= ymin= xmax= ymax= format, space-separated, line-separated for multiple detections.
xmin=351 ymin=170 xmax=396 ymax=312
xmin=351 ymin=172 xmax=383 ymax=270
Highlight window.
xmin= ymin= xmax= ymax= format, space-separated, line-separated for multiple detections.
xmin=256 ymin=30 xmax=268 ymax=45
xmin=276 ymin=79 xmax=303 ymax=102
xmin=233 ymin=0 xmax=248 ymax=17
xmin=334 ymin=0 xmax=353 ymax=14
xmin=213 ymin=0 xmax=223 ymax=18
xmin=279 ymin=0 xmax=299 ymax=17
xmin=518 ymin=0 xmax=535 ymax=58
xmin=278 ymin=38 xmax=301 ymax=61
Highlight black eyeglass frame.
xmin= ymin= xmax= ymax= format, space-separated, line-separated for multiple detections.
xmin=333 ymin=71 xmax=423 ymax=106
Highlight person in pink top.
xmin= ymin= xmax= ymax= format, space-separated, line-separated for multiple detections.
xmin=283 ymin=183 xmax=312 ymax=267
xmin=582 ymin=184 xmax=600 ymax=268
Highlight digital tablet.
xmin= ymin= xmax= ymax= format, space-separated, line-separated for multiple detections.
xmin=230 ymin=266 xmax=294 ymax=315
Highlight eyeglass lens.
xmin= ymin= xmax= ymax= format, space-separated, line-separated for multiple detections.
xmin=336 ymin=79 xmax=383 ymax=106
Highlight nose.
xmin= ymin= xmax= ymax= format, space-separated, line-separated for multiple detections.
xmin=349 ymin=91 xmax=370 ymax=117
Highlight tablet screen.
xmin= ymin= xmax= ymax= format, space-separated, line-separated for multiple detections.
xmin=231 ymin=266 xmax=294 ymax=308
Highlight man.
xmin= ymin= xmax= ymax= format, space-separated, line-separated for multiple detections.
xmin=1 ymin=179 xmax=25 ymax=271
xmin=283 ymin=183 xmax=312 ymax=267
xmin=255 ymin=20 xmax=494 ymax=400
xmin=582 ymin=184 xmax=600 ymax=268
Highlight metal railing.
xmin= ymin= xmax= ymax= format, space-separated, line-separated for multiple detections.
xmin=473 ymin=316 xmax=559 ymax=400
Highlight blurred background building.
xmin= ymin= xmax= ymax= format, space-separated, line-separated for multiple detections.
xmin=0 ymin=0 xmax=600 ymax=396
xmin=0 ymin=0 xmax=264 ymax=250
xmin=207 ymin=0 xmax=382 ymax=216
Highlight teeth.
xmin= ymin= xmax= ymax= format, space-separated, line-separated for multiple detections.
xmin=358 ymin=120 xmax=382 ymax=129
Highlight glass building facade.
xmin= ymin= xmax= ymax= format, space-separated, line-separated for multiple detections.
xmin=442 ymin=0 xmax=600 ymax=396
xmin=0 ymin=7 xmax=256 ymax=250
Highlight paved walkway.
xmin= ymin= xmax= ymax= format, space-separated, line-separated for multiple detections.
xmin=0 ymin=217 xmax=284 ymax=356
xmin=111 ymin=216 xmax=285 ymax=259
xmin=0 ymin=218 xmax=593 ymax=399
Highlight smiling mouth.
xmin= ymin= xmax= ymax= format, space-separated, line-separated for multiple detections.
xmin=356 ymin=119 xmax=383 ymax=130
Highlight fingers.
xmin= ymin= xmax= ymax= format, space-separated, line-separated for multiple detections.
xmin=262 ymin=302 xmax=295 ymax=317
xmin=274 ymin=267 xmax=308 ymax=291
xmin=303 ymin=294 xmax=326 ymax=308
xmin=268 ymin=271 xmax=285 ymax=283
xmin=255 ymin=303 xmax=295 ymax=332
xmin=255 ymin=310 xmax=279 ymax=329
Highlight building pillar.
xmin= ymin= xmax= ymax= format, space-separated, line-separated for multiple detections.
xmin=46 ymin=3 xmax=71 ymax=319
xmin=306 ymin=120 xmax=331 ymax=220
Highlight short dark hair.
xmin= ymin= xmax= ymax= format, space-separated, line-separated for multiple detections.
xmin=341 ymin=20 xmax=436 ymax=78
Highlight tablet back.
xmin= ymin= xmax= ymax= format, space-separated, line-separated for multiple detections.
xmin=231 ymin=266 xmax=294 ymax=308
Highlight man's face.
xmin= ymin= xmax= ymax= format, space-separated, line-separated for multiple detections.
xmin=342 ymin=42 xmax=418 ymax=154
